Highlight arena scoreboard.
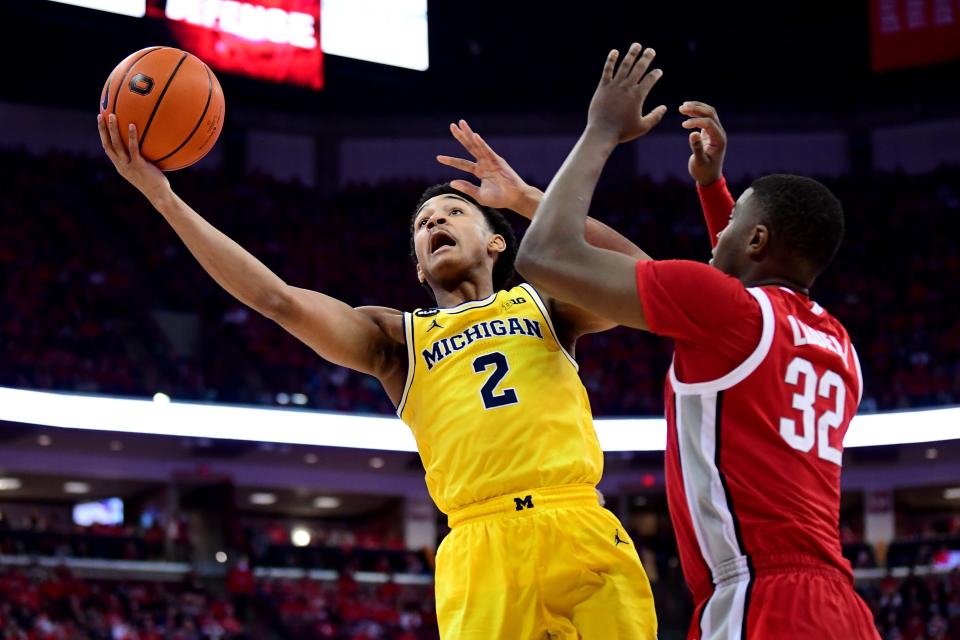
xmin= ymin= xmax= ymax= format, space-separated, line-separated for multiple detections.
xmin=45 ymin=0 xmax=429 ymax=89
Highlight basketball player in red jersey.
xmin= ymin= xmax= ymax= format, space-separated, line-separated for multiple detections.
xmin=517 ymin=43 xmax=879 ymax=639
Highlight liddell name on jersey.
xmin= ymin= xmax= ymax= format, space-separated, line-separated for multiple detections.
xmin=787 ymin=314 xmax=847 ymax=359
xmin=421 ymin=317 xmax=544 ymax=370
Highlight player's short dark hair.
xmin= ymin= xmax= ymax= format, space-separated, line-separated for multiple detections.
xmin=750 ymin=174 xmax=844 ymax=277
xmin=409 ymin=183 xmax=517 ymax=294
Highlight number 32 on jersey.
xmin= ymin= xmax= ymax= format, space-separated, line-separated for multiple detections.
xmin=780 ymin=356 xmax=845 ymax=465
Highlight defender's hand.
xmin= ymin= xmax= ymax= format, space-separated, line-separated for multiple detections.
xmin=679 ymin=101 xmax=727 ymax=186
xmin=437 ymin=119 xmax=540 ymax=213
xmin=98 ymin=113 xmax=170 ymax=202
xmin=587 ymin=43 xmax=667 ymax=143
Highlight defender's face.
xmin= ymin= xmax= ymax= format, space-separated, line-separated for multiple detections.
xmin=711 ymin=187 xmax=761 ymax=278
xmin=413 ymin=195 xmax=500 ymax=284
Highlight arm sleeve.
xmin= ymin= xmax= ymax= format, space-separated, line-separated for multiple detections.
xmin=636 ymin=259 xmax=763 ymax=382
xmin=697 ymin=176 xmax=736 ymax=248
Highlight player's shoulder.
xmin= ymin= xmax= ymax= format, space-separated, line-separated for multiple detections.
xmin=641 ymin=258 xmax=736 ymax=278
xmin=639 ymin=259 xmax=753 ymax=300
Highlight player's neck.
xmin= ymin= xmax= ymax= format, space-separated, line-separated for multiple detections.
xmin=743 ymin=276 xmax=810 ymax=296
xmin=740 ymin=263 xmax=812 ymax=296
xmin=430 ymin=278 xmax=497 ymax=309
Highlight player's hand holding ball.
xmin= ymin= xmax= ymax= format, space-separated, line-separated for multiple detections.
xmin=679 ymin=101 xmax=727 ymax=186
xmin=97 ymin=47 xmax=225 ymax=203
xmin=587 ymin=43 xmax=667 ymax=143
xmin=98 ymin=114 xmax=170 ymax=204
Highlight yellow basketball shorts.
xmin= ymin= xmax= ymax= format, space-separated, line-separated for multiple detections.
xmin=435 ymin=484 xmax=657 ymax=639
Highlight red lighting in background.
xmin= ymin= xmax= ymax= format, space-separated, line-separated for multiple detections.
xmin=149 ymin=0 xmax=323 ymax=89
xmin=870 ymin=0 xmax=960 ymax=72
xmin=642 ymin=474 xmax=656 ymax=488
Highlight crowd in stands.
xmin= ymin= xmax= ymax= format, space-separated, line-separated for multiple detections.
xmin=1 ymin=501 xmax=959 ymax=638
xmin=859 ymin=571 xmax=960 ymax=640
xmin=4 ymin=558 xmax=954 ymax=639
xmin=237 ymin=521 xmax=428 ymax=576
xmin=2 ymin=150 xmax=958 ymax=416
xmin=238 ymin=521 xmax=407 ymax=557
xmin=0 ymin=561 xmax=439 ymax=640
xmin=0 ymin=508 xmax=430 ymax=578
xmin=0 ymin=508 xmax=188 ymax=562
xmin=0 ymin=566 xmax=246 ymax=639
xmin=258 ymin=575 xmax=437 ymax=639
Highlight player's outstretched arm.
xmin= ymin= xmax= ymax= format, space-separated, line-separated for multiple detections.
xmin=97 ymin=114 xmax=405 ymax=388
xmin=517 ymin=44 xmax=666 ymax=330
xmin=679 ymin=100 xmax=735 ymax=248
xmin=438 ymin=119 xmax=650 ymax=260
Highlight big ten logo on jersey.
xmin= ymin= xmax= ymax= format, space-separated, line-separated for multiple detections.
xmin=500 ymin=295 xmax=527 ymax=312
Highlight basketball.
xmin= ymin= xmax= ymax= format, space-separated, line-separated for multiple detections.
xmin=99 ymin=47 xmax=225 ymax=171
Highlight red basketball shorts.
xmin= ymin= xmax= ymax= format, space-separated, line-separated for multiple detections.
xmin=687 ymin=554 xmax=879 ymax=640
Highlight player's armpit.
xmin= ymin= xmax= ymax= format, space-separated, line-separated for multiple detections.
xmin=547 ymin=295 xmax=618 ymax=352
xmin=271 ymin=287 xmax=406 ymax=388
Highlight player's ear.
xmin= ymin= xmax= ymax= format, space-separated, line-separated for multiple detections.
xmin=488 ymin=234 xmax=506 ymax=256
xmin=746 ymin=224 xmax=769 ymax=259
xmin=416 ymin=262 xmax=426 ymax=284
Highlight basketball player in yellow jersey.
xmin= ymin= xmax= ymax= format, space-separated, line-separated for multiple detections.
xmin=98 ymin=113 xmax=656 ymax=638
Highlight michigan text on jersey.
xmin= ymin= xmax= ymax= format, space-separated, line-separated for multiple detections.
xmin=421 ymin=318 xmax=544 ymax=370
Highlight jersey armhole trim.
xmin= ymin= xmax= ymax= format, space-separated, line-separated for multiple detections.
xmin=395 ymin=312 xmax=416 ymax=418
xmin=517 ymin=283 xmax=579 ymax=372
xmin=850 ymin=342 xmax=864 ymax=405
xmin=669 ymin=287 xmax=774 ymax=395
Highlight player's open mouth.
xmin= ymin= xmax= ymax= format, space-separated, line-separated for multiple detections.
xmin=430 ymin=230 xmax=457 ymax=254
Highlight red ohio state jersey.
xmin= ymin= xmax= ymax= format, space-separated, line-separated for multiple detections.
xmin=636 ymin=259 xmax=864 ymax=637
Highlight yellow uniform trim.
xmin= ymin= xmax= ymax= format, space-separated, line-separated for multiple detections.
xmin=395 ymin=311 xmax=415 ymax=418
xmin=517 ymin=282 xmax=579 ymax=371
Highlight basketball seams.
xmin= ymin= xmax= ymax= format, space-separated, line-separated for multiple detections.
xmin=155 ymin=61 xmax=214 ymax=165
xmin=105 ymin=47 xmax=224 ymax=170
xmin=110 ymin=46 xmax=163 ymax=118
xmin=138 ymin=52 xmax=189 ymax=151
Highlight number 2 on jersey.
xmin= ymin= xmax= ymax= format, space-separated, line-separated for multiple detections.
xmin=780 ymin=356 xmax=845 ymax=465
xmin=472 ymin=352 xmax=519 ymax=410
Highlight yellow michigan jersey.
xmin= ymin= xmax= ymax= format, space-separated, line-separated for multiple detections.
xmin=397 ymin=283 xmax=603 ymax=514
xmin=397 ymin=284 xmax=657 ymax=639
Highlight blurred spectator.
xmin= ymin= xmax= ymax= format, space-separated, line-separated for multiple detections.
xmin=226 ymin=556 xmax=255 ymax=623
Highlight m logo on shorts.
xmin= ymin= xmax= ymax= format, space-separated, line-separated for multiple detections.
xmin=514 ymin=495 xmax=534 ymax=511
